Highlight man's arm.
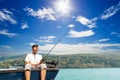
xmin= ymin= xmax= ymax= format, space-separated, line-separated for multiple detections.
xmin=25 ymin=61 xmax=39 ymax=67
xmin=25 ymin=54 xmax=37 ymax=66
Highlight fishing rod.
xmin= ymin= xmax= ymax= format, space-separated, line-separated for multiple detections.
xmin=40 ymin=29 xmax=70 ymax=63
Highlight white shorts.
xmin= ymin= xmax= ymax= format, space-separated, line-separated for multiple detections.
xmin=25 ymin=63 xmax=47 ymax=70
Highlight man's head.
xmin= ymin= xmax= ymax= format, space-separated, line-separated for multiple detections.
xmin=32 ymin=45 xmax=38 ymax=54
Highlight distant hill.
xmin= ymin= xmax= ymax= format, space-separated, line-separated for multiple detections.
xmin=0 ymin=54 xmax=26 ymax=61
xmin=0 ymin=53 xmax=120 ymax=68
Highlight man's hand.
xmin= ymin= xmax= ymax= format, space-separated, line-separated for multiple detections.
xmin=25 ymin=62 xmax=39 ymax=67
xmin=40 ymin=58 xmax=45 ymax=64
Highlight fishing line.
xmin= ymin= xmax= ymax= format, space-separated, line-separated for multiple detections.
xmin=40 ymin=28 xmax=70 ymax=63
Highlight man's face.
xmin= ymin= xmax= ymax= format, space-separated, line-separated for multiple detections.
xmin=32 ymin=47 xmax=38 ymax=54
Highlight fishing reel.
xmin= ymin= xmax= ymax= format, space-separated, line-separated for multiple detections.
xmin=45 ymin=60 xmax=59 ymax=68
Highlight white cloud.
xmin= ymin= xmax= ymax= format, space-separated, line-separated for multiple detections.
xmin=57 ymin=26 xmax=62 ymax=28
xmin=24 ymin=7 xmax=56 ymax=21
xmin=0 ymin=45 xmax=11 ymax=50
xmin=21 ymin=23 xmax=29 ymax=29
xmin=29 ymin=43 xmax=36 ymax=46
xmin=68 ymin=24 xmax=75 ymax=28
xmin=2 ymin=9 xmax=13 ymax=14
xmin=111 ymin=32 xmax=118 ymax=35
xmin=76 ymin=15 xmax=96 ymax=28
xmin=0 ymin=9 xmax=17 ymax=24
xmin=0 ymin=45 xmax=14 ymax=56
xmin=101 ymin=1 xmax=120 ymax=20
xmin=98 ymin=38 xmax=110 ymax=42
xmin=68 ymin=29 xmax=95 ymax=38
xmin=75 ymin=1 xmax=120 ymax=29
xmin=38 ymin=43 xmax=120 ymax=55
xmin=0 ymin=29 xmax=17 ymax=37
xmin=111 ymin=32 xmax=120 ymax=37
xmin=35 ymin=36 xmax=56 ymax=43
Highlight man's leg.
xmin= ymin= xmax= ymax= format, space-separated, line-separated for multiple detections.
xmin=25 ymin=70 xmax=31 ymax=80
xmin=39 ymin=64 xmax=47 ymax=80
xmin=25 ymin=64 xmax=31 ymax=80
xmin=41 ymin=68 xmax=46 ymax=80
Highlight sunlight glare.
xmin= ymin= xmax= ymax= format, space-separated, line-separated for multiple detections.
xmin=54 ymin=0 xmax=72 ymax=16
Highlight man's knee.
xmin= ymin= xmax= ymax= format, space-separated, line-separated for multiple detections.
xmin=40 ymin=64 xmax=47 ymax=70
xmin=25 ymin=64 xmax=32 ymax=71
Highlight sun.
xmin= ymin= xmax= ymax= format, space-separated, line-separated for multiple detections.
xmin=53 ymin=0 xmax=72 ymax=16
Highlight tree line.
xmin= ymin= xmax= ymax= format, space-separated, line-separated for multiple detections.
xmin=0 ymin=53 xmax=120 ymax=69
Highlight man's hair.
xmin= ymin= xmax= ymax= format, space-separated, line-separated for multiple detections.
xmin=32 ymin=45 xmax=38 ymax=48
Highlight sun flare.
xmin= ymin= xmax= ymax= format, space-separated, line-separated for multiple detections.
xmin=53 ymin=0 xmax=72 ymax=16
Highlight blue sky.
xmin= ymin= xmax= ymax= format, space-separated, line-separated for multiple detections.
xmin=0 ymin=0 xmax=120 ymax=56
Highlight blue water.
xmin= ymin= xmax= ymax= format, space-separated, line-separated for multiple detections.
xmin=55 ymin=68 xmax=120 ymax=80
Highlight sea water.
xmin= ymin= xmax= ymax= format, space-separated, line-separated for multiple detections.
xmin=55 ymin=68 xmax=120 ymax=80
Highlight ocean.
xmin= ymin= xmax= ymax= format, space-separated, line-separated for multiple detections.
xmin=55 ymin=68 xmax=120 ymax=80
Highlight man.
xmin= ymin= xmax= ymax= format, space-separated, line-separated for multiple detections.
xmin=25 ymin=45 xmax=47 ymax=80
